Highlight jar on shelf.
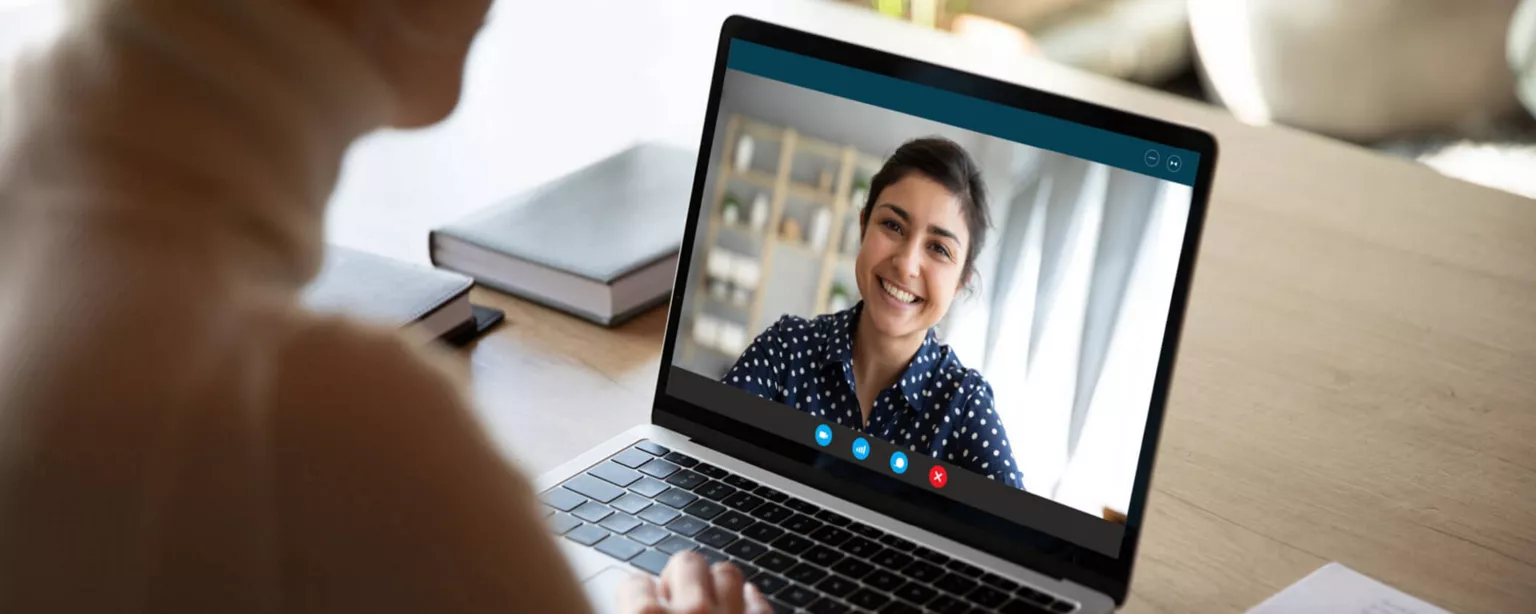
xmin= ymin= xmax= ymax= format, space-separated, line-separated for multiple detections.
xmin=734 ymin=135 xmax=754 ymax=173
xmin=721 ymin=192 xmax=742 ymax=226
xmin=749 ymin=192 xmax=771 ymax=231
xmin=731 ymin=258 xmax=760 ymax=306
xmin=808 ymin=207 xmax=832 ymax=250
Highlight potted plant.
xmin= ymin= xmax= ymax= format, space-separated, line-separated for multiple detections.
xmin=721 ymin=192 xmax=743 ymax=226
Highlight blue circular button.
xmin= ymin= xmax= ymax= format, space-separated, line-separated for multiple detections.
xmin=814 ymin=424 xmax=833 ymax=447
xmin=852 ymin=437 xmax=870 ymax=460
xmin=889 ymin=451 xmax=909 ymax=474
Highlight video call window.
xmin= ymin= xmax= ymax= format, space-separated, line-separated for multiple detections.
xmin=674 ymin=67 xmax=1192 ymax=525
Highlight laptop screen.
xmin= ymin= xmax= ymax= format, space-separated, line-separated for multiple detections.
xmin=666 ymin=39 xmax=1201 ymax=559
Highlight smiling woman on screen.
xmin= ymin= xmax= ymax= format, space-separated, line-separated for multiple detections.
xmin=722 ymin=137 xmax=1022 ymax=490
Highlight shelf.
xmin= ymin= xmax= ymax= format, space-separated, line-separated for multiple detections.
xmin=725 ymin=167 xmax=778 ymax=189
xmin=713 ymin=218 xmax=765 ymax=240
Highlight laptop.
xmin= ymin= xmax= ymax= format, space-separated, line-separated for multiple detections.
xmin=535 ymin=16 xmax=1215 ymax=614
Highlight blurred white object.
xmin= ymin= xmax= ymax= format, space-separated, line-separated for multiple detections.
xmin=842 ymin=219 xmax=860 ymax=254
xmin=1513 ymin=0 xmax=1536 ymax=117
xmin=734 ymin=134 xmax=755 ymax=172
xmin=717 ymin=322 xmax=748 ymax=355
xmin=951 ymin=13 xmax=1037 ymax=59
xmin=808 ymin=207 xmax=831 ymax=249
xmin=693 ymin=315 xmax=721 ymax=348
xmin=749 ymin=192 xmax=770 ymax=231
xmin=1246 ymin=563 xmax=1450 ymax=614
xmin=1190 ymin=0 xmax=1523 ymax=141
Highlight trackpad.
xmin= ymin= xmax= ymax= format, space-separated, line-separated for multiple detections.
xmin=582 ymin=566 xmax=637 ymax=614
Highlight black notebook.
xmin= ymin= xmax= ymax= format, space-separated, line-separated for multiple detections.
xmin=302 ymin=246 xmax=501 ymax=345
xmin=429 ymin=143 xmax=693 ymax=327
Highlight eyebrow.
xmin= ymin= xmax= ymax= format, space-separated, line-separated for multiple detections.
xmin=876 ymin=203 xmax=961 ymax=244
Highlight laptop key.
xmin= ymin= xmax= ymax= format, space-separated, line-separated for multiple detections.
xmin=770 ymin=534 xmax=814 ymax=555
xmin=610 ymin=493 xmax=652 ymax=515
xmin=655 ymin=488 xmax=699 ymax=509
xmin=588 ymin=461 xmax=643 ymax=487
xmin=848 ymin=588 xmax=891 ymax=609
xmin=777 ymin=584 xmax=819 ymax=608
xmin=934 ymin=573 xmax=980 ymax=596
xmin=612 ymin=448 xmax=655 ymax=469
xmin=755 ymin=550 xmax=797 ymax=573
xmin=638 ymin=458 xmax=681 ymax=479
xmin=596 ymin=536 xmax=646 ymax=562
xmin=754 ymin=485 xmax=789 ymax=502
xmin=572 ymin=501 xmax=614 ymax=524
xmin=634 ymin=441 xmax=669 ymax=456
xmin=815 ymin=575 xmax=860 ymax=598
xmin=830 ymin=557 xmax=874 ymax=579
xmin=540 ymin=488 xmax=587 ymax=512
xmin=786 ymin=562 xmax=828 ymax=585
xmin=767 ymin=598 xmax=794 ymax=614
xmin=901 ymin=561 xmax=945 ymax=583
xmin=563 ymin=475 xmax=624 ymax=503
xmin=813 ymin=510 xmax=851 ymax=527
xmin=694 ymin=463 xmax=729 ymax=479
xmin=722 ymin=538 xmax=769 ymax=561
xmin=946 ymin=560 xmax=983 ymax=577
xmin=698 ymin=548 xmax=731 ymax=566
xmin=967 ymin=585 xmax=1012 ymax=608
xmin=847 ymin=521 xmax=884 ymax=540
xmin=871 ymin=550 xmax=913 ymax=570
xmin=656 ymin=535 xmax=698 ymax=555
xmin=926 ymin=594 xmax=973 ymax=614
xmin=804 ymin=545 xmax=844 ymax=567
xmin=809 ymin=525 xmax=852 ymax=547
xmin=663 ymin=451 xmax=699 ymax=467
xmin=565 ymin=524 xmax=609 ymax=547
xmin=627 ymin=524 xmax=670 ymax=546
xmin=722 ymin=475 xmax=759 ymax=490
xmin=742 ymin=523 xmax=785 ymax=544
xmin=715 ymin=511 xmax=756 ymax=532
xmin=807 ymin=597 xmax=851 ymax=614
xmin=599 ymin=512 xmax=642 ymax=534
xmin=748 ymin=573 xmax=790 ymax=596
xmin=1048 ymin=600 xmax=1076 ymax=612
xmin=982 ymin=572 xmax=1021 ymax=592
xmin=878 ymin=534 xmax=917 ymax=551
xmin=630 ymin=549 xmax=671 ymax=575
xmin=748 ymin=502 xmax=793 ymax=524
xmin=880 ymin=603 xmax=925 ymax=614
xmin=666 ymin=515 xmax=709 ymax=537
xmin=1000 ymin=599 xmax=1053 ymax=614
xmin=863 ymin=569 xmax=904 ymax=591
xmin=638 ymin=503 xmax=681 ymax=525
xmin=893 ymin=581 xmax=938 ymax=605
xmin=1016 ymin=586 xmax=1052 ymax=604
xmin=695 ymin=527 xmax=738 ymax=549
xmin=783 ymin=498 xmax=821 ymax=515
xmin=628 ymin=477 xmax=670 ymax=498
xmin=548 ymin=513 xmax=582 ymax=535
xmin=682 ymin=499 xmax=727 ymax=520
xmin=838 ymin=536 xmax=880 ymax=558
xmin=782 ymin=514 xmax=824 ymax=535
xmin=664 ymin=469 xmax=707 ymax=490
xmin=721 ymin=491 xmax=765 ymax=512
xmin=695 ymin=481 xmax=737 ymax=501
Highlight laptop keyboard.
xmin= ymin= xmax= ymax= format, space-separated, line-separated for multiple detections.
xmin=540 ymin=440 xmax=1080 ymax=614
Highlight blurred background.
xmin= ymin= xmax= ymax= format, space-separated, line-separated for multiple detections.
xmin=673 ymin=68 xmax=1192 ymax=519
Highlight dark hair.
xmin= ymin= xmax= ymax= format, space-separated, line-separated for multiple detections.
xmin=859 ymin=137 xmax=991 ymax=289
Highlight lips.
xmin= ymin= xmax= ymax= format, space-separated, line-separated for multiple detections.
xmin=880 ymin=277 xmax=923 ymax=305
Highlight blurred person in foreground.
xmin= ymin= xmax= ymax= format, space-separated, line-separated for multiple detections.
xmin=0 ymin=1 xmax=765 ymax=612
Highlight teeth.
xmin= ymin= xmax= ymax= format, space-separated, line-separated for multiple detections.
xmin=882 ymin=280 xmax=919 ymax=304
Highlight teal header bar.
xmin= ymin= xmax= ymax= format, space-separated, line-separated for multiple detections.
xmin=726 ymin=40 xmax=1198 ymax=186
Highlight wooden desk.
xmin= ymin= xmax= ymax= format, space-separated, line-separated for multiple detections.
xmin=320 ymin=1 xmax=1536 ymax=612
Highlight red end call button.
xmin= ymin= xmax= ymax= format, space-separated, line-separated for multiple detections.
xmin=929 ymin=465 xmax=947 ymax=489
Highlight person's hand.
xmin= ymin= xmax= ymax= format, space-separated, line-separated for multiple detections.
xmin=618 ymin=552 xmax=773 ymax=614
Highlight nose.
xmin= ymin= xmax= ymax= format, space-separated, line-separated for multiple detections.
xmin=892 ymin=240 xmax=922 ymax=279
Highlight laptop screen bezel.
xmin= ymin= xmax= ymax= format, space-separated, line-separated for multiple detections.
xmin=651 ymin=15 xmax=1216 ymax=603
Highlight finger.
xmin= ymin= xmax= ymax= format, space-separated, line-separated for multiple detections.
xmin=743 ymin=583 xmax=774 ymax=614
xmin=616 ymin=573 xmax=665 ymax=614
xmin=711 ymin=562 xmax=746 ymax=614
xmin=660 ymin=551 xmax=716 ymax=611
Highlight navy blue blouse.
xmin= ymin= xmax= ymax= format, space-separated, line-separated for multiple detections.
xmin=722 ymin=302 xmax=1023 ymax=490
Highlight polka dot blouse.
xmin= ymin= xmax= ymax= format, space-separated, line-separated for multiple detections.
xmin=722 ymin=302 xmax=1024 ymax=490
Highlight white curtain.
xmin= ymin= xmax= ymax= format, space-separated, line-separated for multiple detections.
xmin=942 ymin=152 xmax=1191 ymax=517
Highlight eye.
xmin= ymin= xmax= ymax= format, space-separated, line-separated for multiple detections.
xmin=880 ymin=218 xmax=903 ymax=235
xmin=929 ymin=242 xmax=953 ymax=259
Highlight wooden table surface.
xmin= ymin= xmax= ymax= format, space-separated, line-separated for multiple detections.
xmin=315 ymin=2 xmax=1536 ymax=612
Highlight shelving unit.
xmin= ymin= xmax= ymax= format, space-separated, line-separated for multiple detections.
xmin=682 ymin=115 xmax=887 ymax=374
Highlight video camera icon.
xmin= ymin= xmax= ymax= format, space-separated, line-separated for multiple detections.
xmin=814 ymin=424 xmax=833 ymax=447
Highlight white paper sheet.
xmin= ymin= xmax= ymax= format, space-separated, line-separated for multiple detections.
xmin=1246 ymin=563 xmax=1452 ymax=614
